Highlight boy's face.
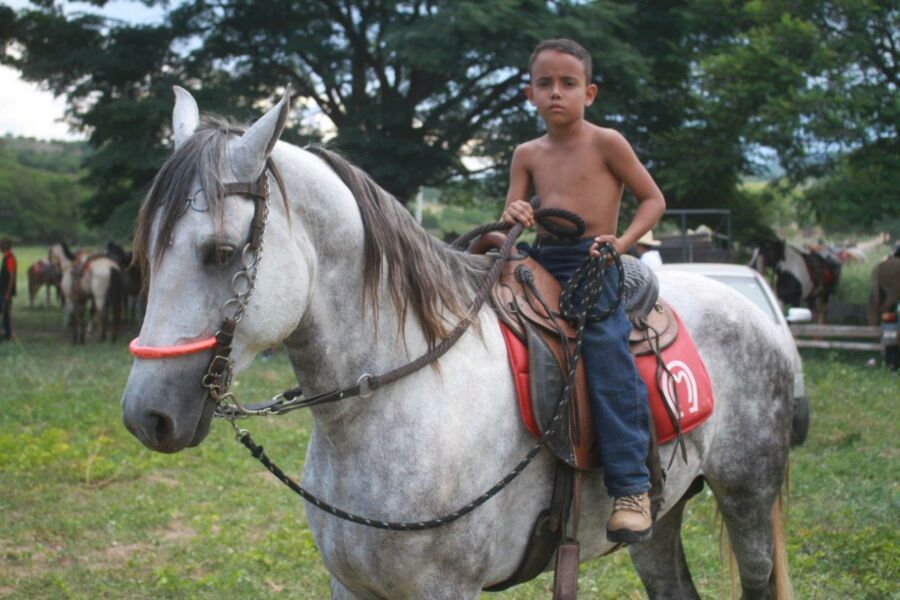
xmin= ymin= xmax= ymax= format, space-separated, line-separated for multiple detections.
xmin=525 ymin=49 xmax=597 ymax=127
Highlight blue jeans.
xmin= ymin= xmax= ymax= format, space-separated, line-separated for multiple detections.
xmin=524 ymin=238 xmax=650 ymax=496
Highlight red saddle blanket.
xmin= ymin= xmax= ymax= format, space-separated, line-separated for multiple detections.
xmin=500 ymin=309 xmax=714 ymax=445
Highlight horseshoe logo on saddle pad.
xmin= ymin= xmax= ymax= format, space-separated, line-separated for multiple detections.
xmin=661 ymin=360 xmax=699 ymax=419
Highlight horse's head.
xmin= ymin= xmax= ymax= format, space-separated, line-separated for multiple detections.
xmin=106 ymin=241 xmax=128 ymax=267
xmin=121 ymin=86 xmax=313 ymax=453
xmin=754 ymin=237 xmax=786 ymax=273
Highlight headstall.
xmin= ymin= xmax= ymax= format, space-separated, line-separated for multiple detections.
xmin=129 ymin=164 xmax=272 ymax=414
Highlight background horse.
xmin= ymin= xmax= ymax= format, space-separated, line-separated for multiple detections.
xmin=59 ymin=250 xmax=124 ymax=344
xmin=868 ymin=255 xmax=900 ymax=325
xmin=752 ymin=238 xmax=841 ymax=323
xmin=27 ymin=259 xmax=62 ymax=307
xmin=121 ymin=89 xmax=795 ymax=599
xmin=106 ymin=241 xmax=145 ymax=323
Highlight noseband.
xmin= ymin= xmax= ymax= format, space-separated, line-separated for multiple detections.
xmin=129 ymin=165 xmax=272 ymax=408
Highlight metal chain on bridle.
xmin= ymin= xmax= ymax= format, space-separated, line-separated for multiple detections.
xmin=204 ymin=177 xmax=623 ymax=531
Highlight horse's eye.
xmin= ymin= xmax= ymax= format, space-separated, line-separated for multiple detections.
xmin=204 ymin=243 xmax=236 ymax=267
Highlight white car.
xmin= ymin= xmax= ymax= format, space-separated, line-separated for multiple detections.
xmin=658 ymin=263 xmax=811 ymax=445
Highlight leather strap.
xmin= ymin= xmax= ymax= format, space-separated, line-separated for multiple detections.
xmin=483 ymin=461 xmax=574 ymax=592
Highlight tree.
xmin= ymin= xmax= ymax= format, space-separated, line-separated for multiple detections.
xmin=0 ymin=137 xmax=92 ymax=243
xmin=8 ymin=1 xmax=891 ymax=240
xmin=2 ymin=0 xmax=653 ymax=221
xmin=686 ymin=0 xmax=899 ymax=230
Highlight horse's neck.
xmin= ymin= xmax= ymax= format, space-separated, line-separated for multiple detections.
xmin=284 ymin=270 xmax=431 ymax=421
xmin=52 ymin=251 xmax=71 ymax=271
xmin=276 ymin=156 xmax=431 ymax=423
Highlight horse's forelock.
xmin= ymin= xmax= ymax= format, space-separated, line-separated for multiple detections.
xmin=133 ymin=116 xmax=240 ymax=275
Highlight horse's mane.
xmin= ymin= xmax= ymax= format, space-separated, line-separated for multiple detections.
xmin=60 ymin=242 xmax=74 ymax=261
xmin=305 ymin=144 xmax=494 ymax=347
xmin=133 ymin=115 xmax=493 ymax=348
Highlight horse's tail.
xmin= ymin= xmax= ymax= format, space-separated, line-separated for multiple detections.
xmin=720 ymin=470 xmax=795 ymax=600
xmin=770 ymin=493 xmax=795 ymax=600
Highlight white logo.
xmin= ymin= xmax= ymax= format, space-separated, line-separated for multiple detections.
xmin=660 ymin=360 xmax=699 ymax=418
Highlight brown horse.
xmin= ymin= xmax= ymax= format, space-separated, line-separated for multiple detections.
xmin=868 ymin=255 xmax=900 ymax=325
xmin=27 ymin=259 xmax=62 ymax=307
xmin=106 ymin=241 xmax=144 ymax=323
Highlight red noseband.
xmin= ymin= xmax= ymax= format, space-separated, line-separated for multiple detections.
xmin=129 ymin=336 xmax=217 ymax=359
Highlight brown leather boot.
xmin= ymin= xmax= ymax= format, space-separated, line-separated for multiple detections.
xmin=606 ymin=492 xmax=653 ymax=544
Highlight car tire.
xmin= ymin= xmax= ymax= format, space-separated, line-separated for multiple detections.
xmin=791 ymin=394 xmax=810 ymax=446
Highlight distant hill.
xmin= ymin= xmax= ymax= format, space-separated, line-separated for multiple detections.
xmin=0 ymin=135 xmax=94 ymax=243
xmin=0 ymin=135 xmax=91 ymax=174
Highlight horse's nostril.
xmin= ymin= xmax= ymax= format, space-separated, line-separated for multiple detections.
xmin=148 ymin=411 xmax=174 ymax=446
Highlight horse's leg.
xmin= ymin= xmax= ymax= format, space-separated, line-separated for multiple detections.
xmin=28 ymin=271 xmax=37 ymax=308
xmin=97 ymin=296 xmax=108 ymax=342
xmin=71 ymin=304 xmax=82 ymax=344
xmin=629 ymin=492 xmax=701 ymax=600
xmin=708 ymin=481 xmax=780 ymax=600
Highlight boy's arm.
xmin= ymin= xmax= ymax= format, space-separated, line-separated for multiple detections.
xmin=597 ymin=131 xmax=665 ymax=254
xmin=501 ymin=145 xmax=534 ymax=228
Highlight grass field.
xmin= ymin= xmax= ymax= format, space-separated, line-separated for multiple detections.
xmin=1 ymin=246 xmax=898 ymax=599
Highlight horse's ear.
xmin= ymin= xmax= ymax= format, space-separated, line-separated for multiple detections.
xmin=172 ymin=86 xmax=200 ymax=150
xmin=230 ymin=88 xmax=291 ymax=179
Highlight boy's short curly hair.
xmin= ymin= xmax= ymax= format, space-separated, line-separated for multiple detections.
xmin=529 ymin=38 xmax=592 ymax=82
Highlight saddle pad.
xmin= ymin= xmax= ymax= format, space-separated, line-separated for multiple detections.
xmin=500 ymin=308 xmax=713 ymax=445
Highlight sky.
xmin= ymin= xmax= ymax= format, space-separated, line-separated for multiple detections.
xmin=1 ymin=0 xmax=165 ymax=141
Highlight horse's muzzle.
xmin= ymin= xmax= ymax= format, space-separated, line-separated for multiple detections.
xmin=121 ymin=354 xmax=214 ymax=453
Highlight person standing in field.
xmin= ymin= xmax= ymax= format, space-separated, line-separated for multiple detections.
xmin=0 ymin=238 xmax=17 ymax=341
xmin=501 ymin=38 xmax=666 ymax=543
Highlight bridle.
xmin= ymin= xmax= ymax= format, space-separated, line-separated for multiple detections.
xmin=128 ymin=164 xmax=627 ymax=531
xmin=129 ymin=163 xmax=271 ymax=414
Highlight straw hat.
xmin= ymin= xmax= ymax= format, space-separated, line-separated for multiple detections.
xmin=637 ymin=231 xmax=661 ymax=247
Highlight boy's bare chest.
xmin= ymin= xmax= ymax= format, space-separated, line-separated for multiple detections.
xmin=528 ymin=148 xmax=622 ymax=203
xmin=525 ymin=144 xmax=623 ymax=236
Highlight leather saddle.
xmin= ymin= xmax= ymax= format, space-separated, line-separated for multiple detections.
xmin=469 ymin=232 xmax=681 ymax=596
xmin=472 ymin=233 xmax=678 ymax=470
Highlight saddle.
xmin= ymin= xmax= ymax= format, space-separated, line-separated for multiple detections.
xmin=472 ymin=233 xmax=681 ymax=597
xmin=477 ymin=233 xmax=678 ymax=471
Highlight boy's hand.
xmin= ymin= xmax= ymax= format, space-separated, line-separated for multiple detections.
xmin=590 ymin=234 xmax=626 ymax=259
xmin=501 ymin=200 xmax=535 ymax=228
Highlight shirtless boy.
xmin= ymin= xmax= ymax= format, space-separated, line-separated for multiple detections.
xmin=501 ymin=38 xmax=666 ymax=543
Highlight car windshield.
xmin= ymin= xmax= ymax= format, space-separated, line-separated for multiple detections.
xmin=705 ymin=275 xmax=779 ymax=322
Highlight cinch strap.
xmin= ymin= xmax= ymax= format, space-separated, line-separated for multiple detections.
xmin=129 ymin=336 xmax=217 ymax=359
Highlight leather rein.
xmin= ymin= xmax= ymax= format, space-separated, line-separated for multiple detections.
xmin=130 ymin=169 xmax=624 ymax=531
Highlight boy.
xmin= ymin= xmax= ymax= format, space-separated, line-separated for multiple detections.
xmin=501 ymin=39 xmax=666 ymax=543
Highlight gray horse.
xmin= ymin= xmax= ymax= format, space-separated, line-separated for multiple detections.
xmin=121 ymin=88 xmax=795 ymax=599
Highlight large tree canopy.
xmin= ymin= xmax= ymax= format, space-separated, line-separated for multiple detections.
xmin=1 ymin=0 xmax=896 ymax=237
xmin=2 ymin=1 xmax=650 ymax=216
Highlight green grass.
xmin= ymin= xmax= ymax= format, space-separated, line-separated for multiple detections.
xmin=1 ymin=247 xmax=898 ymax=598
